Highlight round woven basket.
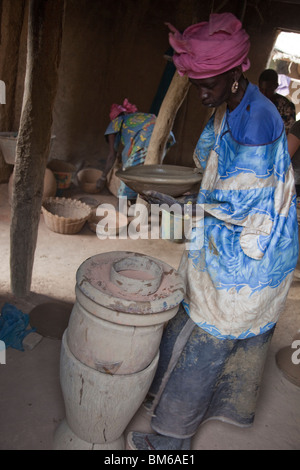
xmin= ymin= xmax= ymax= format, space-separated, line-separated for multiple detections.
xmin=42 ymin=197 xmax=92 ymax=234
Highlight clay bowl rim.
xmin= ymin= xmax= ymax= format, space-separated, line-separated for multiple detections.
xmin=116 ymin=164 xmax=202 ymax=197
xmin=116 ymin=164 xmax=203 ymax=185
xmin=110 ymin=255 xmax=163 ymax=295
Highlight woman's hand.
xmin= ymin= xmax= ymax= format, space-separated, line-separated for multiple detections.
xmin=141 ymin=191 xmax=200 ymax=217
xmin=141 ymin=191 xmax=179 ymax=208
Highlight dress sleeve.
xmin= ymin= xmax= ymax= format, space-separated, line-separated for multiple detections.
xmin=193 ymin=115 xmax=215 ymax=170
xmin=104 ymin=116 xmax=123 ymax=136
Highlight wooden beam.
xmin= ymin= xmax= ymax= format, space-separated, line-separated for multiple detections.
xmin=135 ymin=71 xmax=190 ymax=219
xmin=10 ymin=0 xmax=65 ymax=296
xmin=144 ymin=72 xmax=191 ymax=165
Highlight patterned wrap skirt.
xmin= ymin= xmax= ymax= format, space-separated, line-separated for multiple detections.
xmin=148 ymin=304 xmax=274 ymax=439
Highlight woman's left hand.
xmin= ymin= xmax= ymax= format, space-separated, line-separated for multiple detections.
xmin=141 ymin=190 xmax=179 ymax=208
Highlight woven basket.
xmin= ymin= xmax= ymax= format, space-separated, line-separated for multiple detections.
xmin=42 ymin=197 xmax=92 ymax=234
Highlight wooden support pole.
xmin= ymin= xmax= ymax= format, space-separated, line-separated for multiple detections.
xmin=10 ymin=0 xmax=65 ymax=296
xmin=144 ymin=72 xmax=190 ymax=165
xmin=135 ymin=71 xmax=190 ymax=216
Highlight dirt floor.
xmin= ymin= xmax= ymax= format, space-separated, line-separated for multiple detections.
xmin=0 ymin=181 xmax=300 ymax=450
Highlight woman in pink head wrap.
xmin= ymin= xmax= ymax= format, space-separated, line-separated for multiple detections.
xmin=167 ymin=12 xmax=250 ymax=79
xmin=127 ymin=12 xmax=298 ymax=451
xmin=167 ymin=12 xmax=251 ymax=111
xmin=109 ymin=98 xmax=138 ymax=121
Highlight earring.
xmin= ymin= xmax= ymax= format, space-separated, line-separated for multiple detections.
xmin=231 ymin=80 xmax=239 ymax=94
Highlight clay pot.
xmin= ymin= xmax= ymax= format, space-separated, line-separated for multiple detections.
xmin=47 ymin=159 xmax=75 ymax=189
xmin=107 ymin=162 xmax=122 ymax=197
xmin=67 ymin=300 xmax=164 ymax=374
xmin=43 ymin=169 xmax=57 ymax=199
xmin=53 ymin=419 xmax=125 ymax=450
xmin=55 ymin=251 xmax=184 ymax=449
xmin=8 ymin=168 xmax=57 ymax=205
xmin=59 ymin=332 xmax=159 ymax=446
xmin=77 ymin=168 xmax=103 ymax=194
xmin=66 ymin=252 xmax=183 ymax=374
xmin=0 ymin=133 xmax=55 ymax=165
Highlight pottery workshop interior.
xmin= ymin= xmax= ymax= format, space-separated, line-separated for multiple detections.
xmin=0 ymin=0 xmax=300 ymax=451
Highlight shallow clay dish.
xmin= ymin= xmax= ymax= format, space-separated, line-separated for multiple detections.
xmin=116 ymin=164 xmax=202 ymax=197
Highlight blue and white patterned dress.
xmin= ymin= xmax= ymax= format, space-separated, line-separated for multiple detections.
xmin=180 ymin=83 xmax=299 ymax=339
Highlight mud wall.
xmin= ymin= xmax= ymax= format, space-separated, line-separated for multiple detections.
xmin=1 ymin=0 xmax=300 ymax=177
xmin=48 ymin=0 xmax=213 ymax=168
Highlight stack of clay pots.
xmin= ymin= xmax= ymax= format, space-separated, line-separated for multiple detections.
xmin=53 ymin=251 xmax=184 ymax=450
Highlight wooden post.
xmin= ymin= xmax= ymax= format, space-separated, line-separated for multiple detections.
xmin=135 ymin=72 xmax=190 ymax=215
xmin=144 ymin=72 xmax=190 ymax=165
xmin=10 ymin=0 xmax=65 ymax=296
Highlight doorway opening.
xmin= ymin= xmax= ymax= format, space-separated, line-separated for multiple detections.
xmin=268 ymin=30 xmax=300 ymax=120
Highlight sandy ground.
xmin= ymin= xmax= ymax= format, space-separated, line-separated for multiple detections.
xmin=0 ymin=182 xmax=299 ymax=450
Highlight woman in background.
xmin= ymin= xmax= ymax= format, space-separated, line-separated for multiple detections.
xmin=96 ymin=99 xmax=175 ymax=201
xmin=288 ymin=119 xmax=300 ymax=195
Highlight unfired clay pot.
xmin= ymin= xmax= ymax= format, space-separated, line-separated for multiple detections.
xmin=77 ymin=168 xmax=103 ymax=194
xmin=53 ymin=419 xmax=125 ymax=450
xmin=66 ymin=252 xmax=183 ymax=374
xmin=54 ymin=251 xmax=185 ymax=450
xmin=59 ymin=332 xmax=159 ymax=447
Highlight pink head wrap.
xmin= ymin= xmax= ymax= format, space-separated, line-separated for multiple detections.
xmin=167 ymin=13 xmax=250 ymax=79
xmin=109 ymin=98 xmax=138 ymax=121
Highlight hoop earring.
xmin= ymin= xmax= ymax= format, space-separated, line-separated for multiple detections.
xmin=231 ymin=80 xmax=239 ymax=94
